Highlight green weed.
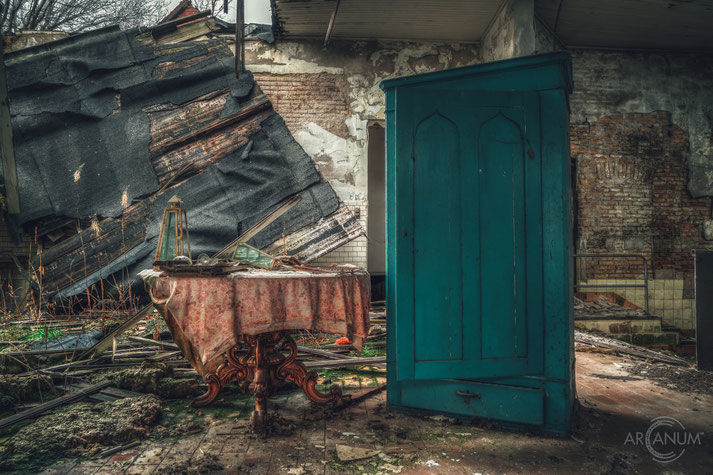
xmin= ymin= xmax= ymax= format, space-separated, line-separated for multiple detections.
xmin=21 ymin=327 xmax=63 ymax=342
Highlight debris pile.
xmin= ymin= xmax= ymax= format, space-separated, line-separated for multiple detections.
xmin=574 ymin=296 xmax=647 ymax=319
xmin=0 ymin=395 xmax=161 ymax=471
xmin=626 ymin=361 xmax=713 ymax=396
xmin=575 ymin=330 xmax=690 ymax=366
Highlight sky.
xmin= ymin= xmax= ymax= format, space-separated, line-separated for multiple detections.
xmin=244 ymin=0 xmax=272 ymax=24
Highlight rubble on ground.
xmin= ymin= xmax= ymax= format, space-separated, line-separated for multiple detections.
xmin=574 ymin=295 xmax=647 ymax=319
xmin=0 ymin=394 xmax=161 ymax=470
xmin=626 ymin=361 xmax=713 ymax=396
xmin=105 ymin=362 xmax=201 ymax=399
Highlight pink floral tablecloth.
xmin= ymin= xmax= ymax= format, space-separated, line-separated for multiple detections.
xmin=141 ymin=267 xmax=370 ymax=370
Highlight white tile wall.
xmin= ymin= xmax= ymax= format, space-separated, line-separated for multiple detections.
xmin=580 ymin=278 xmax=695 ymax=330
xmin=312 ymin=200 xmax=368 ymax=269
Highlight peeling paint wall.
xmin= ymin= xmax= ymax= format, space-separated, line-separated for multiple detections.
xmin=245 ymin=39 xmax=481 ymax=267
xmin=481 ymin=0 xmax=536 ymax=62
xmin=533 ymin=17 xmax=562 ymax=54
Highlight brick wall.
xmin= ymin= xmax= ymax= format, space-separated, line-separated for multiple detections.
xmin=253 ymin=73 xmax=350 ymax=139
xmin=574 ymin=111 xmax=712 ymax=283
xmin=254 ymin=72 xmax=369 ymax=268
xmin=573 ymin=111 xmax=713 ymax=328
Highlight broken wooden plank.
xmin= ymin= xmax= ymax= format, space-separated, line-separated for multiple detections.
xmin=304 ymin=356 xmax=386 ymax=369
xmin=0 ymin=348 xmax=90 ymax=357
xmin=97 ymin=440 xmax=141 ymax=459
xmin=17 ymin=359 xmax=91 ymax=376
xmin=332 ymin=384 xmax=386 ymax=413
xmin=126 ymin=336 xmax=179 ymax=350
xmin=63 ymin=381 xmax=145 ymax=400
xmin=150 ymin=95 xmax=270 ymax=155
xmin=147 ymin=350 xmax=183 ymax=362
xmin=0 ymin=381 xmax=111 ymax=430
xmin=297 ymin=345 xmax=353 ymax=360
xmin=43 ymin=370 xmax=144 ymax=400
xmin=76 ymin=305 xmax=154 ymax=361
xmin=150 ymin=9 xmax=211 ymax=35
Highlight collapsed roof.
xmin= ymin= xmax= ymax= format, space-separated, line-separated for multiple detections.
xmin=2 ymin=19 xmax=362 ymax=299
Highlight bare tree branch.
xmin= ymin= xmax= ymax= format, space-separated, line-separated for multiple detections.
xmin=0 ymin=0 xmax=171 ymax=34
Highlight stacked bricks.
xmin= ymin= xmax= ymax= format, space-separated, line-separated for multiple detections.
xmin=252 ymin=73 xmax=351 ymax=139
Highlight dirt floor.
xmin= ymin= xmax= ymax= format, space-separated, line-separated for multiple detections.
xmin=0 ymin=351 xmax=709 ymax=474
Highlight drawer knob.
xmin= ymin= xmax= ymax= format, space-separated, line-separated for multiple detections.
xmin=456 ymin=390 xmax=481 ymax=399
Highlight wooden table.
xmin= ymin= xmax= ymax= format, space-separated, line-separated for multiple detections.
xmin=141 ymin=264 xmax=370 ymax=429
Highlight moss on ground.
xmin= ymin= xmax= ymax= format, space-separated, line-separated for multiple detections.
xmin=0 ymin=373 xmax=55 ymax=408
xmin=102 ymin=361 xmax=201 ymax=399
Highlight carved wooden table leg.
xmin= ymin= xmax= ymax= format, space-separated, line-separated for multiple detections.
xmin=192 ymin=342 xmax=252 ymax=407
xmin=193 ymin=331 xmax=349 ymax=431
xmin=276 ymin=333 xmax=350 ymax=406
xmin=249 ymin=334 xmax=269 ymax=429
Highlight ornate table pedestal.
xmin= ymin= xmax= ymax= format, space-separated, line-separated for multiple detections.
xmin=192 ymin=331 xmax=348 ymax=428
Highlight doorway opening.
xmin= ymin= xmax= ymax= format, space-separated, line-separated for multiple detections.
xmin=367 ymin=121 xmax=385 ymax=301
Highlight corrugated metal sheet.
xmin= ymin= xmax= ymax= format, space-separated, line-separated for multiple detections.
xmin=4 ymin=20 xmax=363 ymax=298
xmin=537 ymin=0 xmax=713 ymax=50
xmin=273 ymin=0 xmax=498 ymax=42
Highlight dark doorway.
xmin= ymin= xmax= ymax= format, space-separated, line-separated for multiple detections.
xmin=367 ymin=122 xmax=385 ymax=278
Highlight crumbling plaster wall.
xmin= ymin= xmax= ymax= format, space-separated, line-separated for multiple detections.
xmin=481 ymin=0 xmax=536 ymax=62
xmin=245 ymin=39 xmax=481 ymax=267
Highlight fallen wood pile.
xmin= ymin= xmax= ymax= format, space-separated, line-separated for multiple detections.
xmin=0 ymin=302 xmax=387 ymax=430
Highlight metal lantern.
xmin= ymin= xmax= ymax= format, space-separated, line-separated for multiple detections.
xmin=155 ymin=195 xmax=191 ymax=261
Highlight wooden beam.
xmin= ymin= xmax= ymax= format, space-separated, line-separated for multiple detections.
xmin=324 ymin=0 xmax=341 ymax=47
xmin=0 ymin=45 xmax=20 ymax=214
xmin=236 ymin=0 xmax=245 ymax=75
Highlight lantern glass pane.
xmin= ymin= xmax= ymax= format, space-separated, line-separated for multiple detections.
xmin=160 ymin=211 xmax=177 ymax=260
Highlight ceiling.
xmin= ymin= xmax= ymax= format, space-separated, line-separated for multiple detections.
xmin=273 ymin=0 xmax=713 ymax=51
xmin=272 ymin=0 xmax=502 ymax=42
xmin=537 ymin=0 xmax=713 ymax=50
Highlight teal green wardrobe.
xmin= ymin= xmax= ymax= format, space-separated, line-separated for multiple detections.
xmin=380 ymin=52 xmax=574 ymax=435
